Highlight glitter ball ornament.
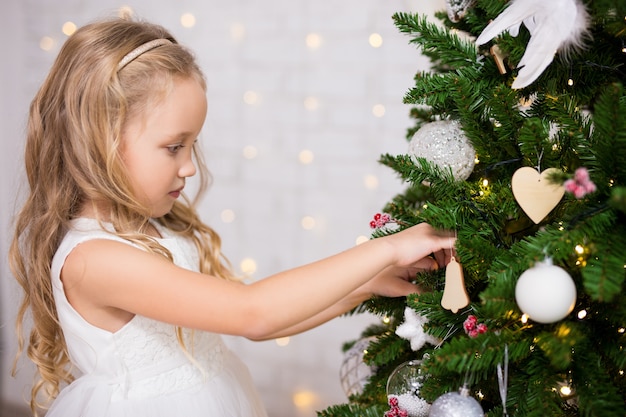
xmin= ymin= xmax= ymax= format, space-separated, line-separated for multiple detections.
xmin=408 ymin=120 xmax=476 ymax=181
xmin=386 ymin=359 xmax=430 ymax=417
xmin=515 ymin=258 xmax=577 ymax=324
xmin=428 ymin=386 xmax=484 ymax=417
xmin=339 ymin=337 xmax=377 ymax=397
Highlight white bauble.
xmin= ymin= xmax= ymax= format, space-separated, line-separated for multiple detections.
xmin=515 ymin=258 xmax=577 ymax=324
xmin=408 ymin=120 xmax=476 ymax=181
xmin=428 ymin=386 xmax=484 ymax=417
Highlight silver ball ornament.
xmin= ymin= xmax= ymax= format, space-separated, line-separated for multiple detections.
xmin=408 ymin=120 xmax=476 ymax=181
xmin=339 ymin=337 xmax=377 ymax=397
xmin=515 ymin=258 xmax=577 ymax=324
xmin=428 ymin=386 xmax=484 ymax=417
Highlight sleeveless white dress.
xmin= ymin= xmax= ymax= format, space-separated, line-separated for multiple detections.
xmin=47 ymin=218 xmax=268 ymax=417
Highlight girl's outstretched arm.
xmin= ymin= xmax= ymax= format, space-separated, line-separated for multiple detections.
xmin=61 ymin=223 xmax=454 ymax=339
xmin=254 ymin=258 xmax=445 ymax=340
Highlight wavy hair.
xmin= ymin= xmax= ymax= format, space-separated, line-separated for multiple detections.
xmin=9 ymin=17 xmax=236 ymax=414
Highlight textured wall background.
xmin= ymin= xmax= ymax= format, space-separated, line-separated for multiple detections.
xmin=0 ymin=0 xmax=444 ymax=415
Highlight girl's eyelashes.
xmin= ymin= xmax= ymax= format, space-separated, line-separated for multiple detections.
xmin=167 ymin=144 xmax=185 ymax=153
xmin=167 ymin=138 xmax=198 ymax=154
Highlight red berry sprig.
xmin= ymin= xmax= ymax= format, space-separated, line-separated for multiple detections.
xmin=463 ymin=315 xmax=488 ymax=338
xmin=370 ymin=213 xmax=393 ymax=229
xmin=385 ymin=396 xmax=409 ymax=417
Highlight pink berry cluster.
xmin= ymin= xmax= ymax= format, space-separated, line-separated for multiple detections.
xmin=564 ymin=167 xmax=596 ymax=199
xmin=370 ymin=213 xmax=393 ymax=229
xmin=463 ymin=315 xmax=487 ymax=338
xmin=385 ymin=396 xmax=409 ymax=417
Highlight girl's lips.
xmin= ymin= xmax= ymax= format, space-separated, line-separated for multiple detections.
xmin=169 ymin=190 xmax=182 ymax=198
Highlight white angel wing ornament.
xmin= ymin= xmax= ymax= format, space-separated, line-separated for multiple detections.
xmin=475 ymin=0 xmax=590 ymax=89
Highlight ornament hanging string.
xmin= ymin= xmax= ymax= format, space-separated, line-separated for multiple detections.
xmin=497 ymin=344 xmax=509 ymax=417
xmin=535 ymin=147 xmax=544 ymax=173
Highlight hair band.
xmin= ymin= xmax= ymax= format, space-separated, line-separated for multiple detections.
xmin=117 ymin=38 xmax=172 ymax=71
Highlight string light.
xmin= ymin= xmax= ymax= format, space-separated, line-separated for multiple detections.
xmin=575 ymin=244 xmax=587 ymax=266
xmin=62 ymin=21 xmax=77 ymax=36
xmin=559 ymin=385 xmax=573 ymax=397
xmin=355 ymin=235 xmax=369 ymax=245
xmin=577 ymin=309 xmax=587 ymax=319
xmin=180 ymin=13 xmax=196 ymax=28
xmin=242 ymin=145 xmax=258 ymax=159
xmin=240 ymin=258 xmax=257 ymax=275
xmin=372 ymin=104 xmax=385 ymax=117
xmin=305 ymin=33 xmax=322 ymax=49
xmin=368 ymin=33 xmax=383 ymax=48
xmin=230 ymin=23 xmax=246 ymax=41
xmin=521 ymin=313 xmax=529 ymax=324
xmin=303 ymin=96 xmax=319 ymax=111
xmin=275 ymin=337 xmax=290 ymax=347
xmin=292 ymin=390 xmax=318 ymax=409
xmin=298 ymin=149 xmax=314 ymax=164
xmin=39 ymin=36 xmax=55 ymax=51
xmin=301 ymin=216 xmax=316 ymax=230
xmin=567 ymin=65 xmax=574 ymax=86
xmin=118 ymin=6 xmax=134 ymax=18
xmin=363 ymin=174 xmax=379 ymax=190
xmin=220 ymin=209 xmax=236 ymax=223
xmin=243 ymin=90 xmax=259 ymax=105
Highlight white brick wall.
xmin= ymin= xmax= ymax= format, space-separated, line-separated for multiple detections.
xmin=0 ymin=1 xmax=445 ymax=415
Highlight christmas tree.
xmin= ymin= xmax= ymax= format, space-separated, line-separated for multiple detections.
xmin=321 ymin=1 xmax=626 ymax=416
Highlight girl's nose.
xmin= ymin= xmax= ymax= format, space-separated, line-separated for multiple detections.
xmin=179 ymin=155 xmax=196 ymax=178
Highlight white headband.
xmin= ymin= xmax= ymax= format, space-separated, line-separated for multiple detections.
xmin=117 ymin=38 xmax=172 ymax=71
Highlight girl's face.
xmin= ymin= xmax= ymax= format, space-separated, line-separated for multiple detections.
xmin=121 ymin=77 xmax=207 ymax=218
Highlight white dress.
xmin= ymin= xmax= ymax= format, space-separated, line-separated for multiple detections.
xmin=47 ymin=218 xmax=268 ymax=417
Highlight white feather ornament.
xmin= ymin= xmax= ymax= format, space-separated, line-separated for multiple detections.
xmin=475 ymin=0 xmax=590 ymax=89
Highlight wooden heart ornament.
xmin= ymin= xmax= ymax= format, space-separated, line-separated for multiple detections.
xmin=512 ymin=167 xmax=564 ymax=224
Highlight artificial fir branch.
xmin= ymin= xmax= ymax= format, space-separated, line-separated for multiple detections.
xmin=322 ymin=2 xmax=626 ymax=416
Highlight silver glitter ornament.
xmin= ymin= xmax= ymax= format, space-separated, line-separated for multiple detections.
xmin=408 ymin=120 xmax=476 ymax=181
xmin=339 ymin=337 xmax=377 ymax=397
xmin=428 ymin=386 xmax=484 ymax=417
xmin=445 ymin=0 xmax=476 ymax=22
xmin=386 ymin=359 xmax=430 ymax=417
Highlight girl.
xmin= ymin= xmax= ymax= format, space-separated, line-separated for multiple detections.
xmin=9 ymin=17 xmax=455 ymax=417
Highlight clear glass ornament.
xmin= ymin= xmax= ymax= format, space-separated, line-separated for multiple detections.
xmin=386 ymin=359 xmax=430 ymax=417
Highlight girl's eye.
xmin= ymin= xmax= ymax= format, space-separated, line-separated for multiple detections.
xmin=167 ymin=144 xmax=184 ymax=153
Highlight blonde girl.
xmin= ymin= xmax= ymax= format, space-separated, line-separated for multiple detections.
xmin=9 ymin=17 xmax=455 ymax=417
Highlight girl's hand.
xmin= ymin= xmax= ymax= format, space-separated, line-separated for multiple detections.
xmin=350 ymin=223 xmax=455 ymax=301
xmin=355 ymin=262 xmax=432 ymax=300
xmin=383 ymin=222 xmax=455 ymax=268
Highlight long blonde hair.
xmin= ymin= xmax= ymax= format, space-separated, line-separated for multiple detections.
xmin=9 ymin=17 xmax=235 ymax=414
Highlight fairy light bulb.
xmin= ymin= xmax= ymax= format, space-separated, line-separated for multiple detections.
xmin=567 ymin=78 xmax=574 ymax=86
xmin=577 ymin=309 xmax=587 ymax=319
xmin=560 ymin=385 xmax=572 ymax=396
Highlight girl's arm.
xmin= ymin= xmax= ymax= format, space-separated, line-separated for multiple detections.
xmin=254 ymin=260 xmax=441 ymax=340
xmin=62 ymin=223 xmax=454 ymax=339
